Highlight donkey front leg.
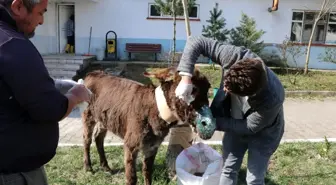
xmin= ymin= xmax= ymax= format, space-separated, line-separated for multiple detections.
xmin=124 ymin=145 xmax=139 ymax=185
xmin=142 ymin=147 xmax=159 ymax=185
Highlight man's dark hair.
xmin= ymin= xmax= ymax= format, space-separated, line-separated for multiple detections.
xmin=223 ymin=58 xmax=267 ymax=96
xmin=0 ymin=0 xmax=40 ymax=12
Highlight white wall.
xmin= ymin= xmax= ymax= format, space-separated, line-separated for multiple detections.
xmin=32 ymin=0 xmax=333 ymax=49
xmin=31 ymin=0 xmax=336 ymax=69
xmin=30 ymin=2 xmax=57 ymax=54
xmin=75 ymin=0 xmax=197 ymax=40
xmin=73 ymin=0 xmax=334 ymax=42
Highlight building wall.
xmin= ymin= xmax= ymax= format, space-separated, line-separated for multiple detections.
xmin=32 ymin=0 xmax=336 ymax=69
xmin=30 ymin=2 xmax=57 ymax=54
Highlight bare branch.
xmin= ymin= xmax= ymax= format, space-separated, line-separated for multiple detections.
xmin=324 ymin=0 xmax=336 ymax=14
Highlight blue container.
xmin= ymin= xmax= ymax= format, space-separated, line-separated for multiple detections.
xmin=195 ymin=105 xmax=216 ymax=140
xmin=213 ymin=88 xmax=219 ymax=98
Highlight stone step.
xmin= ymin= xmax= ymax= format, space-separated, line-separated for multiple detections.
xmin=48 ymin=69 xmax=77 ymax=77
xmin=44 ymin=58 xmax=84 ymax=64
xmin=43 ymin=55 xmax=96 ymax=79
xmin=45 ymin=63 xmax=81 ymax=71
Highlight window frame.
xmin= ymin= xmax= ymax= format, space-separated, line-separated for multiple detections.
xmin=326 ymin=12 xmax=336 ymax=44
xmin=147 ymin=3 xmax=200 ymax=20
xmin=290 ymin=10 xmax=336 ymax=44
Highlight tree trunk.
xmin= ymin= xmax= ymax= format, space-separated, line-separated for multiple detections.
xmin=304 ymin=0 xmax=326 ymax=75
xmin=304 ymin=18 xmax=319 ymax=75
xmin=172 ymin=0 xmax=177 ymax=64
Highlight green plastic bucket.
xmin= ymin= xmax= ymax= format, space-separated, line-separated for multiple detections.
xmin=213 ymin=88 xmax=219 ymax=98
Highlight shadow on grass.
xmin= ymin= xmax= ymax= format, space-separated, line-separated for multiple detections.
xmin=74 ymin=63 xmax=154 ymax=85
xmin=271 ymin=68 xmax=305 ymax=75
xmin=120 ymin=64 xmax=155 ymax=85
xmin=237 ymin=168 xmax=279 ymax=185
xmin=90 ymin=167 xmax=125 ymax=176
xmin=278 ymin=171 xmax=336 ymax=179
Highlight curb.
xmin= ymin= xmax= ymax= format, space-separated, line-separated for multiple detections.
xmin=285 ymin=91 xmax=336 ymax=97
xmin=57 ymin=138 xmax=336 ymax=147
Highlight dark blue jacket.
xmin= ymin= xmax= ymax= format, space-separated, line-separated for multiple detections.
xmin=0 ymin=7 xmax=68 ymax=173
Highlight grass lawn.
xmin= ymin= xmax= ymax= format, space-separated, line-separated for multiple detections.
xmin=79 ymin=63 xmax=336 ymax=92
xmin=76 ymin=63 xmax=336 ymax=99
xmin=144 ymin=66 xmax=336 ymax=91
xmin=45 ymin=142 xmax=336 ymax=185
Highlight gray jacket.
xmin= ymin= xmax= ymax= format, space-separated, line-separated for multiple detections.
xmin=177 ymin=36 xmax=285 ymax=150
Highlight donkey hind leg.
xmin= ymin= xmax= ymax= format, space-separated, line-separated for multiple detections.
xmin=82 ymin=109 xmax=97 ymax=172
xmin=94 ymin=126 xmax=113 ymax=173
xmin=142 ymin=146 xmax=159 ymax=185
xmin=124 ymin=145 xmax=139 ymax=185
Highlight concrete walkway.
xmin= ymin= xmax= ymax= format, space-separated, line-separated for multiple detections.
xmin=58 ymin=98 xmax=336 ymax=146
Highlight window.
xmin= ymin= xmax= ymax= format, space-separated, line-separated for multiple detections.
xmin=148 ymin=3 xmax=200 ymax=19
xmin=326 ymin=13 xmax=336 ymax=44
xmin=290 ymin=10 xmax=336 ymax=44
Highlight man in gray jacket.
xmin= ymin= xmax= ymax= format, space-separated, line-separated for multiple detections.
xmin=175 ymin=36 xmax=285 ymax=185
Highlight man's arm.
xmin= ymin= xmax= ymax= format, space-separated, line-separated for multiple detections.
xmin=54 ymin=79 xmax=78 ymax=95
xmin=0 ymin=38 xmax=75 ymax=122
xmin=216 ymin=104 xmax=281 ymax=135
xmin=177 ymin=36 xmax=260 ymax=76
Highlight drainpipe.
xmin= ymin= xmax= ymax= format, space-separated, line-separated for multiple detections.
xmin=268 ymin=0 xmax=279 ymax=12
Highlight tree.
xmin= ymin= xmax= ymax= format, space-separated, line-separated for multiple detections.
xmin=201 ymin=3 xmax=229 ymax=69
xmin=202 ymin=3 xmax=230 ymax=42
xmin=229 ymin=12 xmax=266 ymax=55
xmin=154 ymin=0 xmax=196 ymax=63
xmin=318 ymin=47 xmax=336 ymax=64
xmin=277 ymin=36 xmax=305 ymax=85
xmin=304 ymin=0 xmax=336 ymax=74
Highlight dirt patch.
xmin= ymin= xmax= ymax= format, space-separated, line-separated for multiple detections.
xmin=73 ymin=64 xmax=106 ymax=81
xmin=119 ymin=64 xmax=154 ymax=85
xmin=75 ymin=62 xmax=171 ymax=85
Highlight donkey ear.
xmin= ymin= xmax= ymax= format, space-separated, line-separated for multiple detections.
xmin=143 ymin=71 xmax=156 ymax=78
xmin=193 ymin=66 xmax=201 ymax=77
xmin=143 ymin=67 xmax=176 ymax=82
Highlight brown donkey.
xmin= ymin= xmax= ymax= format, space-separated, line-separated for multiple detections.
xmin=81 ymin=67 xmax=211 ymax=185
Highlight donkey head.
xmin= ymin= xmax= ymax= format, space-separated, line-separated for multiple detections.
xmin=143 ymin=67 xmax=216 ymax=140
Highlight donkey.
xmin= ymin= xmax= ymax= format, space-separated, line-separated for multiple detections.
xmin=81 ymin=67 xmax=211 ymax=185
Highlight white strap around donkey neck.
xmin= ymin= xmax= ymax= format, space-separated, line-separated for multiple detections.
xmin=155 ymin=85 xmax=180 ymax=124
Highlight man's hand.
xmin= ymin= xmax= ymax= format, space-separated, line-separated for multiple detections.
xmin=175 ymin=74 xmax=194 ymax=105
xmin=54 ymin=79 xmax=78 ymax=95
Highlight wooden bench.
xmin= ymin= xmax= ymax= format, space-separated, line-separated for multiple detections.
xmin=125 ymin=43 xmax=162 ymax=62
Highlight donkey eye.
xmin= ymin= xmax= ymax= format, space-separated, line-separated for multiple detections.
xmin=192 ymin=86 xmax=198 ymax=93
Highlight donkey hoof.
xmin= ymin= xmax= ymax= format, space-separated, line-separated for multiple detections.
xmin=102 ymin=167 xmax=119 ymax=175
xmin=84 ymin=166 xmax=94 ymax=173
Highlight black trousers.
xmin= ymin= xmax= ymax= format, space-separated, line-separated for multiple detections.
xmin=67 ymin=35 xmax=74 ymax=45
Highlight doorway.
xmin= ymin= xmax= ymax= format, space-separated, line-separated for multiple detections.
xmin=57 ymin=4 xmax=75 ymax=54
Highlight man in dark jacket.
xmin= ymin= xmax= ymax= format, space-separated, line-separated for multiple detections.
xmin=175 ymin=36 xmax=285 ymax=185
xmin=0 ymin=0 xmax=90 ymax=184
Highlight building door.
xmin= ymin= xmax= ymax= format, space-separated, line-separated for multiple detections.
xmin=57 ymin=4 xmax=74 ymax=54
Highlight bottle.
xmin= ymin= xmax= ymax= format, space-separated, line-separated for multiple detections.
xmin=76 ymin=79 xmax=92 ymax=114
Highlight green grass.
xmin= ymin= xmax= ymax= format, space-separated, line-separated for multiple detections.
xmin=142 ymin=66 xmax=336 ymax=99
xmin=276 ymin=70 xmax=336 ymax=91
xmin=81 ymin=64 xmax=336 ymax=92
xmin=195 ymin=66 xmax=336 ymax=92
xmin=144 ymin=66 xmax=336 ymax=91
xmin=45 ymin=142 xmax=336 ymax=185
xmin=79 ymin=64 xmax=336 ymax=99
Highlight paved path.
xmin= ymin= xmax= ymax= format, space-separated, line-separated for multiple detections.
xmin=58 ymin=99 xmax=336 ymax=145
